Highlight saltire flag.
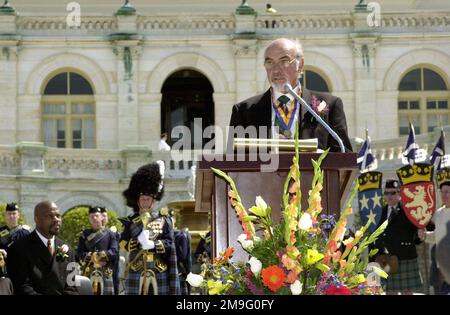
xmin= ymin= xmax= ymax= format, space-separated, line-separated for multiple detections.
xmin=357 ymin=136 xmax=377 ymax=172
xmin=403 ymin=122 xmax=419 ymax=166
xmin=430 ymin=130 xmax=445 ymax=170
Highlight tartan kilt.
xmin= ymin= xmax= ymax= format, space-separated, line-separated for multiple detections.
xmin=103 ymin=277 xmax=114 ymax=295
xmin=385 ymin=258 xmax=423 ymax=292
xmin=125 ymin=270 xmax=169 ymax=295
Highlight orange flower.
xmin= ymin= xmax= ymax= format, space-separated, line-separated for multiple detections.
xmin=332 ymin=251 xmax=342 ymax=263
xmin=222 ymin=247 xmax=234 ymax=260
xmin=286 ymin=269 xmax=300 ymax=284
xmin=262 ymin=265 xmax=286 ymax=292
xmin=281 ymin=254 xmax=296 ymax=270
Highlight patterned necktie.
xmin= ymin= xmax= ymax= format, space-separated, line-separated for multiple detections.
xmin=47 ymin=239 xmax=53 ymax=255
xmin=277 ymin=95 xmax=290 ymax=116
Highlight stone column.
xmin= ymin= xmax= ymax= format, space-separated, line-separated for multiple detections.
xmin=376 ymin=91 xmax=399 ymax=140
xmin=232 ymin=39 xmax=259 ymax=103
xmin=122 ymin=145 xmax=151 ymax=177
xmin=113 ymin=42 xmax=142 ymax=149
xmin=138 ymin=93 xmax=161 ymax=150
xmin=0 ymin=2 xmax=19 ymax=144
xmin=16 ymin=141 xmax=48 ymax=223
xmin=351 ymin=5 xmax=381 ymax=139
xmin=351 ymin=39 xmax=378 ymax=138
xmin=213 ymin=92 xmax=236 ymax=152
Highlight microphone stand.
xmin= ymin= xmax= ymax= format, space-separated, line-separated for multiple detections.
xmin=284 ymin=83 xmax=346 ymax=153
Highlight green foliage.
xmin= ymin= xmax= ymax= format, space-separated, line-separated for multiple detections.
xmin=0 ymin=203 xmax=27 ymax=226
xmin=250 ymin=225 xmax=284 ymax=267
xmin=58 ymin=206 xmax=123 ymax=249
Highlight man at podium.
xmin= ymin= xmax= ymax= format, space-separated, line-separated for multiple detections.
xmin=228 ymin=38 xmax=352 ymax=152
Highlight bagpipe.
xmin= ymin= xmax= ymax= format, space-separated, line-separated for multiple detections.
xmin=81 ymin=250 xmax=112 ymax=295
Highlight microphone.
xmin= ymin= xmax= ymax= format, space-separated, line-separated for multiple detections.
xmin=283 ymin=83 xmax=346 ymax=153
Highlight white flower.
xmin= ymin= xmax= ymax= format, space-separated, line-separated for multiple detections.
xmin=237 ymin=234 xmax=254 ymax=251
xmin=186 ymin=272 xmax=204 ymax=287
xmin=237 ymin=234 xmax=247 ymax=243
xmin=255 ymin=196 xmax=267 ymax=211
xmin=22 ymin=224 xmax=31 ymax=231
xmin=109 ymin=226 xmax=117 ymax=233
xmin=290 ymin=280 xmax=303 ymax=295
xmin=318 ymin=100 xmax=327 ymax=112
xmin=248 ymin=257 xmax=262 ymax=275
xmin=298 ymin=213 xmax=313 ymax=231
xmin=253 ymin=235 xmax=261 ymax=242
xmin=60 ymin=244 xmax=69 ymax=253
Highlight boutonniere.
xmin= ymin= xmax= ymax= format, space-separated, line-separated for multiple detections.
xmin=310 ymin=95 xmax=328 ymax=118
xmin=109 ymin=225 xmax=117 ymax=233
xmin=56 ymin=244 xmax=69 ymax=262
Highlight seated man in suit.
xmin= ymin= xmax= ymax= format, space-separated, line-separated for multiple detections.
xmin=7 ymin=200 xmax=79 ymax=295
xmin=229 ymin=38 xmax=352 ymax=152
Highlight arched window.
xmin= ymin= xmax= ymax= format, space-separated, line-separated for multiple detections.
xmin=41 ymin=71 xmax=95 ymax=148
xmin=300 ymin=69 xmax=330 ymax=93
xmin=161 ymin=69 xmax=214 ymax=148
xmin=398 ymin=67 xmax=449 ymax=135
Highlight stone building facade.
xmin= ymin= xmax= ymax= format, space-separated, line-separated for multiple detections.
xmin=0 ymin=0 xmax=449 ymax=228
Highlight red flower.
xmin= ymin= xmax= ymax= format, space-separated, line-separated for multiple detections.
xmin=261 ymin=265 xmax=286 ymax=292
xmin=323 ymin=285 xmax=352 ymax=295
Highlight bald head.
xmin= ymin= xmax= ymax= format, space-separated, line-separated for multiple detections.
xmin=34 ymin=200 xmax=62 ymax=238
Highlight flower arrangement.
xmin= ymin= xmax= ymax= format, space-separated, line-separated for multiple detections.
xmin=187 ymin=126 xmax=388 ymax=295
xmin=56 ymin=244 xmax=69 ymax=262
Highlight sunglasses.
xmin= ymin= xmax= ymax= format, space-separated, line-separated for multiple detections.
xmin=384 ymin=191 xmax=398 ymax=196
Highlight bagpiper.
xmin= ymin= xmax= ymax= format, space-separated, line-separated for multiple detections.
xmin=76 ymin=206 xmax=119 ymax=295
xmin=99 ymin=206 xmax=121 ymax=295
xmin=0 ymin=203 xmax=31 ymax=251
xmin=119 ymin=162 xmax=180 ymax=295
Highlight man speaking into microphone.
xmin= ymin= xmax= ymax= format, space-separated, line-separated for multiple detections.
xmin=228 ymin=38 xmax=352 ymax=152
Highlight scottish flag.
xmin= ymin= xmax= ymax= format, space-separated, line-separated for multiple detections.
xmin=430 ymin=132 xmax=445 ymax=170
xmin=403 ymin=123 xmax=419 ymax=166
xmin=357 ymin=137 xmax=377 ymax=172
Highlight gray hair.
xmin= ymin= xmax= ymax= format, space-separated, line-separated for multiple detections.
xmin=265 ymin=38 xmax=304 ymax=59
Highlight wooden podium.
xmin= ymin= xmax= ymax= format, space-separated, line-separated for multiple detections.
xmin=195 ymin=152 xmax=357 ymax=260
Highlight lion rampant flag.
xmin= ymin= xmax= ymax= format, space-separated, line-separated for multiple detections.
xmin=396 ymin=163 xmax=436 ymax=228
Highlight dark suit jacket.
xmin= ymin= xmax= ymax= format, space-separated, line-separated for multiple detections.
xmin=373 ymin=204 xmax=421 ymax=260
xmin=228 ymin=88 xmax=353 ymax=152
xmin=7 ymin=231 xmax=79 ymax=295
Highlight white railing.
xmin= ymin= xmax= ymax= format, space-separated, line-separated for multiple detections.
xmin=16 ymin=16 xmax=117 ymax=34
xmin=0 ymin=144 xmax=196 ymax=180
xmin=136 ymin=15 xmax=235 ymax=34
xmin=256 ymin=14 xmax=354 ymax=34
xmin=11 ymin=12 xmax=450 ymax=36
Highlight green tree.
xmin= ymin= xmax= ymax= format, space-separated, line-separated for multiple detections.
xmin=59 ymin=206 xmax=123 ymax=249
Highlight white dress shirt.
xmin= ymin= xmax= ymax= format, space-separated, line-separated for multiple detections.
xmin=158 ymin=139 xmax=171 ymax=151
xmin=35 ymin=229 xmax=55 ymax=254
xmin=271 ymin=84 xmax=301 ymax=140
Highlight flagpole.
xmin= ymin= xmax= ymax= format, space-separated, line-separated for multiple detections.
xmin=440 ymin=116 xmax=445 ymax=155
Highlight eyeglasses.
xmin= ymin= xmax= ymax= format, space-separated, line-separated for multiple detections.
xmin=264 ymin=57 xmax=297 ymax=69
xmin=383 ymin=191 xmax=398 ymax=196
